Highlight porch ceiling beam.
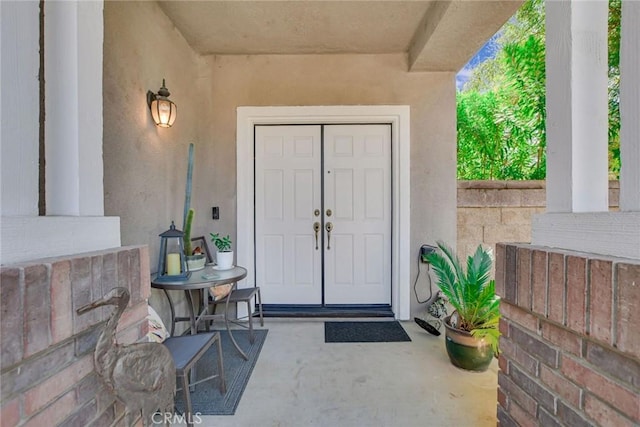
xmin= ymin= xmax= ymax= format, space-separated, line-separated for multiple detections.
xmin=407 ymin=0 xmax=522 ymax=72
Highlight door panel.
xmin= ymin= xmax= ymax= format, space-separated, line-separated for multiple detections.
xmin=323 ymin=125 xmax=391 ymax=305
xmin=255 ymin=124 xmax=391 ymax=306
xmin=255 ymin=126 xmax=322 ymax=304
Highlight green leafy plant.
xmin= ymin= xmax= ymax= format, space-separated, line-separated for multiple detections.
xmin=210 ymin=233 xmax=232 ymax=252
xmin=425 ymin=241 xmax=501 ymax=353
xmin=457 ymin=0 xmax=621 ymax=180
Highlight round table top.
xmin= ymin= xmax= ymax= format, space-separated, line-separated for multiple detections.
xmin=151 ymin=265 xmax=247 ymax=290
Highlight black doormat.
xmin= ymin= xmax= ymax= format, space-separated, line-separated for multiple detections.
xmin=324 ymin=321 xmax=411 ymax=343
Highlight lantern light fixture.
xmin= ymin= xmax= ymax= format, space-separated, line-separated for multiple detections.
xmin=147 ymin=79 xmax=177 ymax=128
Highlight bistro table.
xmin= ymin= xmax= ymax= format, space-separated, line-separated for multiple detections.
xmin=151 ymin=265 xmax=249 ymax=360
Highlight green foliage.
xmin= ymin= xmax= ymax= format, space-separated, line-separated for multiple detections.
xmin=210 ymin=233 xmax=232 ymax=252
xmin=425 ymin=242 xmax=501 ymax=354
xmin=608 ymin=0 xmax=621 ymax=178
xmin=457 ymin=0 xmax=620 ymax=180
xmin=183 ymin=209 xmax=194 ymax=256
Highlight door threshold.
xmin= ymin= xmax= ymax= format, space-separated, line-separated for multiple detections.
xmin=262 ymin=304 xmax=394 ymax=318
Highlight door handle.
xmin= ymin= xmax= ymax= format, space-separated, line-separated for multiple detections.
xmin=313 ymin=222 xmax=320 ymax=250
xmin=325 ymin=222 xmax=333 ymax=250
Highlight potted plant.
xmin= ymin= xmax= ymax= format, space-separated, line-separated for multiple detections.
xmin=183 ymin=209 xmax=206 ymax=271
xmin=425 ymin=241 xmax=500 ymax=372
xmin=210 ymin=233 xmax=233 ymax=270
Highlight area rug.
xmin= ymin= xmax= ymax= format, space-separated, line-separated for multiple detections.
xmin=324 ymin=321 xmax=411 ymax=343
xmin=175 ymin=329 xmax=268 ymax=415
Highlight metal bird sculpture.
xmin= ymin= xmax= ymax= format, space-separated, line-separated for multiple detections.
xmin=77 ymin=287 xmax=175 ymax=426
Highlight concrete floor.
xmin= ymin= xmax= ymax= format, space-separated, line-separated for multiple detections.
xmin=186 ymin=318 xmax=499 ymax=427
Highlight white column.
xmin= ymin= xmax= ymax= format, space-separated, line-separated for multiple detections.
xmin=0 ymin=1 xmax=40 ymax=216
xmin=45 ymin=0 xmax=104 ymax=216
xmin=546 ymin=0 xmax=609 ymax=213
xmin=533 ymin=1 xmax=639 ymax=260
xmin=1 ymin=0 xmax=120 ymax=264
xmin=619 ymin=0 xmax=640 ymax=211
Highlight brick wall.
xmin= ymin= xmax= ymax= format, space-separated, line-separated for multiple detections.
xmin=0 ymin=246 xmax=151 ymax=427
xmin=457 ymin=181 xmax=619 ymax=263
xmin=495 ymin=243 xmax=639 ymax=427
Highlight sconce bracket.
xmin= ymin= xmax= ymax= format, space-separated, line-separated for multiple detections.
xmin=147 ymin=90 xmax=157 ymax=108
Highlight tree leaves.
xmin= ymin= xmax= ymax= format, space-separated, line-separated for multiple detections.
xmin=457 ymin=0 xmax=620 ymax=180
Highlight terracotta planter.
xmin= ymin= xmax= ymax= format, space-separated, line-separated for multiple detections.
xmin=443 ymin=315 xmax=494 ymax=372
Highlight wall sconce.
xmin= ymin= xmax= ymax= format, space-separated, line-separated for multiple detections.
xmin=147 ymin=79 xmax=177 ymax=128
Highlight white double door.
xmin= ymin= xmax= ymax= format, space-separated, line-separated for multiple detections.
xmin=255 ymin=124 xmax=391 ymax=305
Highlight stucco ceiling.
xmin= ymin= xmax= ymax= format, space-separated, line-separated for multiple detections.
xmin=157 ymin=0 xmax=522 ymax=72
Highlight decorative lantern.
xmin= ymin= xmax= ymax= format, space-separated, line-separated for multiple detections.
xmin=147 ymin=79 xmax=177 ymax=128
xmin=155 ymin=221 xmax=190 ymax=282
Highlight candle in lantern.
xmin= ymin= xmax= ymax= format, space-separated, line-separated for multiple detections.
xmin=166 ymin=253 xmax=181 ymax=275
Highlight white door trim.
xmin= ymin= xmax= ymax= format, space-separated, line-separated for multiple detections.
xmin=236 ymin=105 xmax=411 ymax=320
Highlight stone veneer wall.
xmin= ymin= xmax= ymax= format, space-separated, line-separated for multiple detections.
xmin=0 ymin=246 xmax=151 ymax=426
xmin=495 ymin=243 xmax=639 ymax=427
xmin=457 ymin=181 xmax=619 ymax=262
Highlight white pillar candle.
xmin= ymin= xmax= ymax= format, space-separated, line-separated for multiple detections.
xmin=166 ymin=253 xmax=181 ymax=275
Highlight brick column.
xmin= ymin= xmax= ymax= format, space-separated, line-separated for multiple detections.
xmin=496 ymin=243 xmax=639 ymax=427
xmin=0 ymin=246 xmax=152 ymax=426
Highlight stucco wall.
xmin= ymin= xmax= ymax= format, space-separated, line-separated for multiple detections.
xmin=102 ymin=1 xmax=213 ymax=324
xmin=203 ymin=53 xmax=456 ymax=317
xmin=103 ymin=1 xmax=208 ymax=253
xmin=103 ymin=2 xmax=457 ymax=318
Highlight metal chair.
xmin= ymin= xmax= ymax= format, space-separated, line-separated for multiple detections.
xmin=209 ymin=286 xmax=264 ymax=343
xmin=162 ymin=332 xmax=226 ymax=426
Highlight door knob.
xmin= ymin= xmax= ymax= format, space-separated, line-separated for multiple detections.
xmin=326 ymin=209 xmax=332 ymax=217
xmin=325 ymin=222 xmax=333 ymax=250
xmin=313 ymin=222 xmax=320 ymax=250
xmin=314 ymin=209 xmax=320 ymax=217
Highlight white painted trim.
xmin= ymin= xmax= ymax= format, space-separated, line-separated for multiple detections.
xmin=237 ymin=106 xmax=411 ymax=319
xmin=531 ymin=212 xmax=640 ymax=260
xmin=0 ymin=216 xmax=121 ymax=265
xmin=619 ymin=1 xmax=640 ymax=211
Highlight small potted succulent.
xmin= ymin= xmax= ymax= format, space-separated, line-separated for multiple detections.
xmin=210 ymin=233 xmax=233 ymax=270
